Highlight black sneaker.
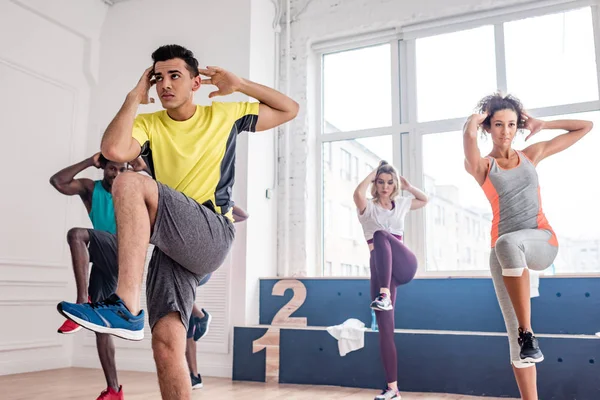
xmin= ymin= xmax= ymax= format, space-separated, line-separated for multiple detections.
xmin=193 ymin=309 xmax=212 ymax=341
xmin=518 ymin=328 xmax=544 ymax=363
xmin=370 ymin=293 xmax=393 ymax=311
xmin=190 ymin=372 xmax=203 ymax=389
xmin=374 ymin=387 xmax=401 ymax=400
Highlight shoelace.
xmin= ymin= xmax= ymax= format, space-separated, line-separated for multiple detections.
xmin=518 ymin=329 xmax=534 ymax=347
xmin=90 ymin=297 xmax=118 ymax=310
xmin=97 ymin=389 xmax=110 ymax=399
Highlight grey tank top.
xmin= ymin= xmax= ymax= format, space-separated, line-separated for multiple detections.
xmin=482 ymin=150 xmax=554 ymax=247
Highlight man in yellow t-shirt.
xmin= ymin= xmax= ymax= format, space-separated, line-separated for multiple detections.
xmin=57 ymin=44 xmax=298 ymax=399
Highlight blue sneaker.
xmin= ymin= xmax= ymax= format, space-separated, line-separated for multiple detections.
xmin=193 ymin=309 xmax=212 ymax=341
xmin=57 ymin=294 xmax=145 ymax=341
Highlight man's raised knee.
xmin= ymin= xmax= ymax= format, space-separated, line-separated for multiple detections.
xmin=112 ymin=172 xmax=143 ymax=198
xmin=66 ymin=227 xmax=88 ymax=244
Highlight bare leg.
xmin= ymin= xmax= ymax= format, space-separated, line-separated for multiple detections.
xmin=153 ymin=312 xmax=190 ymax=400
xmin=514 ymin=364 xmax=538 ymax=400
xmin=66 ymin=228 xmax=91 ymax=303
xmin=112 ymin=173 xmax=158 ymax=314
xmin=502 ymin=268 xmax=532 ymax=331
xmin=185 ymin=338 xmax=198 ymax=376
xmin=96 ymin=333 xmax=119 ymax=392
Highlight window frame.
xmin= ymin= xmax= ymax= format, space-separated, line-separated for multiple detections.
xmin=315 ymin=0 xmax=600 ymax=277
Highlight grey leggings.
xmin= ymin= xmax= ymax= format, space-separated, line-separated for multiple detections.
xmin=490 ymin=229 xmax=558 ymax=367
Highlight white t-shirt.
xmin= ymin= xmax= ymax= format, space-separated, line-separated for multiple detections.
xmin=357 ymin=197 xmax=412 ymax=241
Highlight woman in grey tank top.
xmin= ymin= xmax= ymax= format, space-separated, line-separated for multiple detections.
xmin=463 ymin=93 xmax=593 ymax=400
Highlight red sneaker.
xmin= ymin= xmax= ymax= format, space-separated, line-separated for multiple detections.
xmin=58 ymin=297 xmax=91 ymax=334
xmin=96 ymin=386 xmax=124 ymax=400
xmin=57 ymin=319 xmax=81 ymax=334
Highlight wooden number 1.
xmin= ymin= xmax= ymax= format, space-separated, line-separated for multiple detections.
xmin=252 ymin=279 xmax=307 ymax=383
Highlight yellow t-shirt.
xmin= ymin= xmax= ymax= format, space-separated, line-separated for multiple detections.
xmin=132 ymin=102 xmax=259 ymax=221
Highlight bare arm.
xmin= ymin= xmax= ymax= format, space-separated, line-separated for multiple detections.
xmin=101 ymin=67 xmax=154 ymax=162
xmin=232 ymin=206 xmax=249 ymax=223
xmin=128 ymin=156 xmax=152 ymax=175
xmin=238 ymin=80 xmax=299 ymax=131
xmin=522 ymin=113 xmax=593 ymax=165
xmin=199 ymin=67 xmax=299 ymax=132
xmin=401 ymin=177 xmax=428 ymax=210
xmin=463 ymin=113 xmax=488 ymax=186
xmin=49 ymin=154 xmax=98 ymax=211
xmin=353 ymin=168 xmax=378 ymax=214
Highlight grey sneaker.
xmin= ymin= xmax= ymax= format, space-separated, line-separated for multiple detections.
xmin=374 ymin=387 xmax=401 ymax=400
xmin=370 ymin=293 xmax=393 ymax=311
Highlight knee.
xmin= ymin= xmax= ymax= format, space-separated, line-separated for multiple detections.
xmin=495 ymin=234 xmax=521 ymax=258
xmin=67 ymin=227 xmax=88 ymax=244
xmin=495 ymin=235 xmax=526 ymax=277
xmin=372 ymin=230 xmax=388 ymax=243
xmin=112 ymin=172 xmax=143 ymax=199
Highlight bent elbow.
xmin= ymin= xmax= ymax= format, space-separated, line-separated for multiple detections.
xmin=101 ymin=145 xmax=130 ymax=163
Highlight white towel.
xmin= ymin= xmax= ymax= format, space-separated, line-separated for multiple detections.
xmin=326 ymin=318 xmax=366 ymax=356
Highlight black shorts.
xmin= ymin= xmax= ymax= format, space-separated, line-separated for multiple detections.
xmin=87 ymin=229 xmax=118 ymax=303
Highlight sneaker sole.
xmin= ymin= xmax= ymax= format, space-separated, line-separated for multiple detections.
xmin=375 ymin=393 xmax=401 ymax=400
xmin=57 ymin=325 xmax=82 ymax=334
xmin=57 ymin=304 xmax=144 ymax=341
xmin=520 ymin=355 xmax=544 ymax=363
xmin=192 ymin=382 xmax=203 ymax=389
xmin=197 ymin=313 xmax=212 ymax=340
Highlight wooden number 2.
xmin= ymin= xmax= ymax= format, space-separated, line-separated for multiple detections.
xmin=252 ymin=279 xmax=307 ymax=382
xmin=271 ymin=279 xmax=308 ymax=326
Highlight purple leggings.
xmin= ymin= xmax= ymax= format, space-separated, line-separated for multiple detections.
xmin=370 ymin=230 xmax=418 ymax=384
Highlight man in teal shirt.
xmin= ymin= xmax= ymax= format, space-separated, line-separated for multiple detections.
xmin=50 ymin=152 xmax=137 ymax=400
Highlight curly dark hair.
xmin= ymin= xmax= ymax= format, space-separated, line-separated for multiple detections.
xmin=476 ymin=92 xmax=526 ymax=134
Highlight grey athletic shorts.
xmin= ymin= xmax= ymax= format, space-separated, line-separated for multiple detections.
xmin=146 ymin=182 xmax=235 ymax=331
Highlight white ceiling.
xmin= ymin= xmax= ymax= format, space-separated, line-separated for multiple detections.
xmin=101 ymin=0 xmax=135 ymax=5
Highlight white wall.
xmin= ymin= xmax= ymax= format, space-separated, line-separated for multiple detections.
xmin=0 ymin=0 xmax=107 ymax=375
xmin=245 ymin=0 xmax=278 ymax=324
xmin=278 ymin=0 xmax=538 ymax=276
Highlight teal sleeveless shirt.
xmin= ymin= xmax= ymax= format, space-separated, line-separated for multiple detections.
xmin=89 ymin=181 xmax=116 ymax=234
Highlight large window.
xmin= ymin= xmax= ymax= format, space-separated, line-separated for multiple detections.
xmin=323 ymin=44 xmax=392 ymax=132
xmin=422 ymin=131 xmax=492 ymax=272
xmin=416 ymin=25 xmax=497 ymax=122
xmin=319 ymin=5 xmax=600 ymax=276
xmin=504 ymin=8 xmax=598 ymax=108
xmin=322 ymin=136 xmax=393 ymax=277
xmin=532 ymin=111 xmax=600 ymax=274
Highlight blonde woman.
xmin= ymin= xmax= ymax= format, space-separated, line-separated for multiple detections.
xmin=353 ymin=160 xmax=428 ymax=400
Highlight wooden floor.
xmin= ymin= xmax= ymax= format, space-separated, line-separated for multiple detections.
xmin=0 ymin=368 xmax=517 ymax=400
